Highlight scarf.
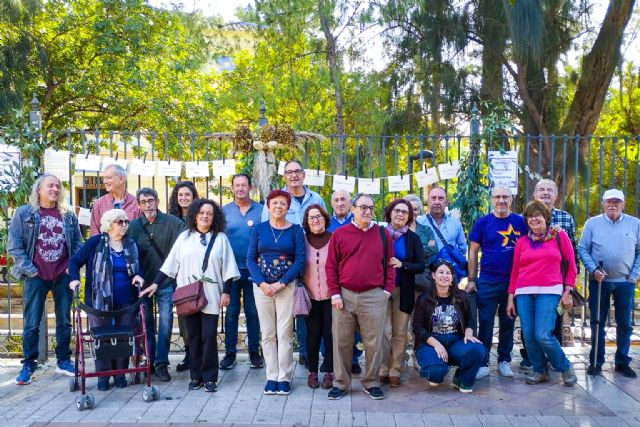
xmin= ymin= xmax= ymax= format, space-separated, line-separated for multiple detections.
xmin=91 ymin=234 xmax=140 ymax=311
xmin=307 ymin=230 xmax=331 ymax=249
xmin=386 ymin=224 xmax=409 ymax=241
xmin=527 ymin=228 xmax=555 ymax=246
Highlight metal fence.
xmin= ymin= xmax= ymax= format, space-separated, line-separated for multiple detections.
xmin=1 ymin=102 xmax=639 ymax=357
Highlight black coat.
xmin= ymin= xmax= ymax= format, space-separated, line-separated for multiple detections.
xmin=412 ymin=287 xmax=476 ymax=347
xmin=394 ymin=229 xmax=425 ymax=314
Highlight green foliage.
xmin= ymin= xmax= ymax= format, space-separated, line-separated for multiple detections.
xmin=0 ymin=122 xmax=47 ymax=257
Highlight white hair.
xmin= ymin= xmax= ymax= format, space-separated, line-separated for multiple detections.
xmin=104 ymin=164 xmax=128 ymax=178
xmin=534 ymin=179 xmax=558 ymax=194
xmin=404 ymin=193 xmax=424 ymax=212
xmin=491 ymin=185 xmax=512 ymax=197
xmin=100 ymin=209 xmax=127 ymax=233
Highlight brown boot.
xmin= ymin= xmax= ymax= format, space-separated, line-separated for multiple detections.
xmin=389 ymin=376 xmax=401 ymax=387
xmin=307 ymin=372 xmax=319 ymax=389
xmin=321 ymin=372 xmax=334 ymax=389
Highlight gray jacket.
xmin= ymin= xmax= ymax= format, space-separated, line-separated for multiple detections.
xmin=7 ymin=204 xmax=83 ymax=280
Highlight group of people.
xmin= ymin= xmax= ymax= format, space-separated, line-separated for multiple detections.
xmin=7 ymin=159 xmax=640 ymax=400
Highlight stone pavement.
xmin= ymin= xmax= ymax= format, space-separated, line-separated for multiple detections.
xmin=2 ymin=346 xmax=640 ymax=426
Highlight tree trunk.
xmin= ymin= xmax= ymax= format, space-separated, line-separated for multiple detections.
xmin=318 ymin=2 xmax=346 ymax=174
xmin=560 ymin=0 xmax=635 ymax=137
xmin=478 ymin=0 xmax=507 ymax=106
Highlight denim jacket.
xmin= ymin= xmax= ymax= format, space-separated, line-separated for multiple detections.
xmin=7 ymin=204 xmax=83 ymax=280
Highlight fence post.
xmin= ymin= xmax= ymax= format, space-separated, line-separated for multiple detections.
xmin=258 ymin=99 xmax=267 ymax=126
xmin=30 ymin=95 xmax=48 ymax=363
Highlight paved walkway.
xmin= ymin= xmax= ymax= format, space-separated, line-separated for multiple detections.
xmin=2 ymin=346 xmax=640 ymax=426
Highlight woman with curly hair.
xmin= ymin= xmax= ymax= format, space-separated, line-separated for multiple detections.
xmin=145 ymin=199 xmax=240 ymax=393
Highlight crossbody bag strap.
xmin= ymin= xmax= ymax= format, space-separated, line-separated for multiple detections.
xmin=202 ymin=232 xmax=217 ymax=273
xmin=140 ymin=224 xmax=166 ymax=260
xmin=426 ymin=214 xmax=449 ymax=247
xmin=555 ymin=232 xmax=568 ymax=284
xmin=379 ymin=226 xmax=387 ymax=286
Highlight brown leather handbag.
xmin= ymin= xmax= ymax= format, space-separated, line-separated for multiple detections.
xmin=172 ymin=233 xmax=216 ymax=316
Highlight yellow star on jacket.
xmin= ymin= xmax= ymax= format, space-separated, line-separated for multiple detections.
xmin=497 ymin=223 xmax=522 ymax=247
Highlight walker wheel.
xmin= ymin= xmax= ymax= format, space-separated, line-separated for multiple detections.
xmin=86 ymin=394 xmax=95 ymax=409
xmin=151 ymin=385 xmax=159 ymax=400
xmin=75 ymin=396 xmax=84 ymax=411
xmin=142 ymin=387 xmax=154 ymax=402
xmin=69 ymin=378 xmax=79 ymax=392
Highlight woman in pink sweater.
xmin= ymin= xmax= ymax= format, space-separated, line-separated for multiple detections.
xmin=302 ymin=204 xmax=334 ymax=390
xmin=506 ymin=200 xmax=577 ymax=387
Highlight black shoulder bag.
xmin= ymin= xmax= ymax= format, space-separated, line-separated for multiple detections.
xmin=555 ymin=232 xmax=585 ymax=307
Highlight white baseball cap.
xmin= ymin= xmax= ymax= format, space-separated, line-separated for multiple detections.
xmin=603 ymin=189 xmax=625 ymax=202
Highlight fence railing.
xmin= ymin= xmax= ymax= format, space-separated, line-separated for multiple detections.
xmin=1 ymin=102 xmax=640 ymax=357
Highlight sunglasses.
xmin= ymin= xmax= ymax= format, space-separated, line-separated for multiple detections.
xmin=115 ymin=219 xmax=129 ymax=226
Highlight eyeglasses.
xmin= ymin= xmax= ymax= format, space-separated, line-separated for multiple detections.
xmin=308 ymin=214 xmax=324 ymax=222
xmin=284 ymin=169 xmax=304 ymax=176
xmin=115 ymin=219 xmax=129 ymax=226
xmin=392 ymin=208 xmax=409 ymax=215
xmin=138 ymin=199 xmax=157 ymax=205
xmin=198 ymin=211 xmax=214 ymax=217
xmin=355 ymin=205 xmax=375 ymax=213
xmin=435 ymin=258 xmax=454 ymax=268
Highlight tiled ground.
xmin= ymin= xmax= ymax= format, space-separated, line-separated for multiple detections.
xmin=2 ymin=346 xmax=640 ymax=426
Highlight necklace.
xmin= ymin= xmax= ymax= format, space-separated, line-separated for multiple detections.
xmin=270 ymin=225 xmax=286 ymax=243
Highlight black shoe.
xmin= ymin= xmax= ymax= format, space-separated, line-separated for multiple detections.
xmin=176 ymin=347 xmax=190 ymax=372
xmin=615 ymin=365 xmax=637 ymax=378
xmin=298 ymin=355 xmax=308 ymax=368
xmin=220 ymin=352 xmax=237 ymax=370
xmin=363 ymin=386 xmax=385 ymax=400
xmin=189 ymin=378 xmax=204 ymax=390
xmin=328 ymin=387 xmax=347 ymax=400
xmin=155 ymin=365 xmax=171 ymax=382
xmin=587 ymin=365 xmax=602 ymax=376
xmin=204 ymin=381 xmax=218 ymax=392
xmin=351 ymin=362 xmax=362 ymax=374
xmin=114 ymin=376 xmax=127 ymax=388
xmin=97 ymin=377 xmax=110 ymax=391
xmin=250 ymin=351 xmax=264 ymax=369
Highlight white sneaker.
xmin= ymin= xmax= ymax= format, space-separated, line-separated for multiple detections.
xmin=498 ymin=361 xmax=514 ymax=378
xmin=475 ymin=366 xmax=490 ymax=380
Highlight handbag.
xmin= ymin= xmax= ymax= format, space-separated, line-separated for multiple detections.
xmin=171 ymin=233 xmax=217 ymax=316
xmin=414 ymin=271 xmax=434 ymax=293
xmin=292 ymin=280 xmax=311 ymax=318
xmin=555 ymin=232 xmax=585 ymax=307
xmin=426 ymin=215 xmax=468 ymax=282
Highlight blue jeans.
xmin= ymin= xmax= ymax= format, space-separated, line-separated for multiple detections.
xmin=415 ymin=333 xmax=485 ymax=387
xmin=142 ymin=285 xmax=174 ymax=367
xmin=320 ymin=331 xmax=362 ymax=363
xmin=516 ymin=293 xmax=570 ymax=374
xmin=22 ymin=274 xmax=72 ymax=365
xmin=225 ymin=271 xmax=261 ymax=354
xmin=476 ymin=279 xmax=514 ymax=365
xmin=589 ymin=280 xmax=634 ymax=368
xmin=297 ymin=317 xmax=307 ymax=357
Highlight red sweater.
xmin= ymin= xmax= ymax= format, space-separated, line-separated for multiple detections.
xmin=326 ymin=223 xmax=395 ymax=296
xmin=508 ymin=230 xmax=577 ymax=294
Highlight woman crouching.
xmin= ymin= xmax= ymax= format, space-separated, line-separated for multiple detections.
xmin=413 ymin=259 xmax=485 ymax=393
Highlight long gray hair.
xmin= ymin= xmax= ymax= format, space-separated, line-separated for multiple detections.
xmin=29 ymin=174 xmax=68 ymax=214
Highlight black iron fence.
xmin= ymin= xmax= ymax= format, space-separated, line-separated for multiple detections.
xmin=1 ymin=102 xmax=639 ymax=357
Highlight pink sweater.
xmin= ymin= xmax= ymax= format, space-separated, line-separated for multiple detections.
xmin=303 ymin=238 xmax=330 ymax=301
xmin=508 ymin=231 xmax=577 ymax=294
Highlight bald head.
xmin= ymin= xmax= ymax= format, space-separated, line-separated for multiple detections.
xmin=331 ymin=189 xmax=351 ymax=220
xmin=427 ymin=186 xmax=448 ymax=219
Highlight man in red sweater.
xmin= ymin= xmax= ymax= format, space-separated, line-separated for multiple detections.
xmin=325 ymin=193 xmax=395 ymax=401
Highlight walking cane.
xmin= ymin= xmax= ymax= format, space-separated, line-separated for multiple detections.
xmin=590 ymin=261 xmax=605 ymax=376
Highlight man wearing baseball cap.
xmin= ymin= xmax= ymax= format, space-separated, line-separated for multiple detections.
xmin=579 ymin=189 xmax=640 ymax=377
